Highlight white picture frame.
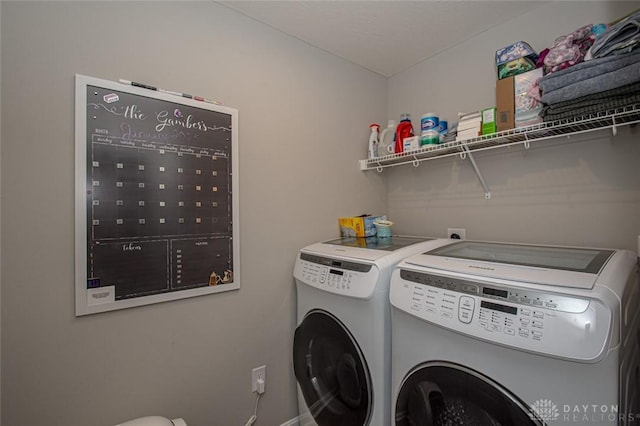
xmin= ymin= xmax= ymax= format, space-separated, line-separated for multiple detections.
xmin=75 ymin=74 xmax=239 ymax=316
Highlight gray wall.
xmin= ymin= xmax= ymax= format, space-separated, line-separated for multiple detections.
xmin=387 ymin=1 xmax=640 ymax=251
xmin=0 ymin=2 xmax=386 ymax=425
xmin=3 ymin=2 xmax=640 ymax=426
xmin=0 ymin=2 xmax=3 ymax=422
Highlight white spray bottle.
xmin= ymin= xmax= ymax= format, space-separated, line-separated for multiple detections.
xmin=368 ymin=123 xmax=380 ymax=159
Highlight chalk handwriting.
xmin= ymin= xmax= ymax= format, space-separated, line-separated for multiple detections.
xmin=155 ymin=110 xmax=208 ymax=132
xmin=88 ymin=103 xmax=124 ymax=116
xmin=124 ymin=104 xmax=147 ymax=121
xmin=123 ymin=243 xmax=142 ymax=252
xmin=121 ymin=123 xmax=196 ymax=143
xmin=206 ymin=125 xmax=232 ymax=132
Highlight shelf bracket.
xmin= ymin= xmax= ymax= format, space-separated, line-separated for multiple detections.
xmin=461 ymin=145 xmax=491 ymax=199
xmin=612 ymin=116 xmax=618 ymax=136
xmin=412 ymin=155 xmax=420 ymax=167
xmin=523 ymin=133 xmax=530 ymax=150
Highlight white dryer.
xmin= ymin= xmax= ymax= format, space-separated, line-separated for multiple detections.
xmin=293 ymin=236 xmax=454 ymax=426
xmin=390 ymin=240 xmax=640 ymax=425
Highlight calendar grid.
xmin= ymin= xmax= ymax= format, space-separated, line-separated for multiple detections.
xmin=82 ymin=82 xmax=236 ymax=303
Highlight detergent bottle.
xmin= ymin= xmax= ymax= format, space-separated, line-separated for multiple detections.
xmin=394 ymin=113 xmax=414 ymax=154
xmin=368 ymin=123 xmax=380 ymax=159
xmin=378 ymin=120 xmax=396 ymax=156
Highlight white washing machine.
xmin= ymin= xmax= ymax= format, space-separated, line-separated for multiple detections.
xmin=292 ymin=236 xmax=454 ymax=426
xmin=390 ymin=240 xmax=640 ymax=425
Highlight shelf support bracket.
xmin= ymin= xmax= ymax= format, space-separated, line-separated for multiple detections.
xmin=612 ymin=116 xmax=618 ymax=136
xmin=523 ymin=133 xmax=530 ymax=150
xmin=461 ymin=145 xmax=491 ymax=199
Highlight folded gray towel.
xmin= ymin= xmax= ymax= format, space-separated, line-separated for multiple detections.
xmin=539 ymin=51 xmax=640 ymax=104
xmin=542 ymin=80 xmax=640 ymax=114
xmin=542 ymin=94 xmax=640 ymax=121
xmin=540 ymin=50 xmax=640 ymax=93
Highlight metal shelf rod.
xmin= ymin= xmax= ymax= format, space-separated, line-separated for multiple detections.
xmin=461 ymin=145 xmax=491 ymax=199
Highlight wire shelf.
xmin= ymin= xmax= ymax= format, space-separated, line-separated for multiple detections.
xmin=360 ymin=104 xmax=640 ymax=172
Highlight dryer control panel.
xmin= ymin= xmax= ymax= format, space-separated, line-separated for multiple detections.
xmin=294 ymin=252 xmax=379 ymax=299
xmin=391 ymin=269 xmax=613 ymax=362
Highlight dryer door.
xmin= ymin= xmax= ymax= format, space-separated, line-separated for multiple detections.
xmin=293 ymin=309 xmax=372 ymax=426
xmin=395 ymin=362 xmax=545 ymax=426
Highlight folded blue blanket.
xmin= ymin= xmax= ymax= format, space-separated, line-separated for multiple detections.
xmin=539 ymin=51 xmax=640 ymax=104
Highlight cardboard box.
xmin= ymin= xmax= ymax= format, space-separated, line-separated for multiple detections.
xmin=496 ymin=76 xmax=515 ymax=132
xmin=481 ymin=108 xmax=497 ymax=135
xmin=338 ymin=215 xmax=386 ymax=238
xmin=403 ymin=135 xmax=420 ymax=151
xmin=515 ymin=68 xmax=544 ymax=126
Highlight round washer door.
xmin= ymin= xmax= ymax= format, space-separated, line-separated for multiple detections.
xmin=395 ymin=362 xmax=545 ymax=426
xmin=293 ymin=309 xmax=372 ymax=426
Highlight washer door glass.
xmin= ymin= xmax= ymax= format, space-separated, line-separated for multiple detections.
xmin=395 ymin=362 xmax=545 ymax=426
xmin=293 ymin=309 xmax=372 ymax=426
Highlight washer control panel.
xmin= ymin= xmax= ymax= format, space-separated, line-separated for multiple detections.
xmin=391 ymin=269 xmax=612 ymax=361
xmin=399 ymin=269 xmax=590 ymax=313
xmin=294 ymin=252 xmax=378 ymax=299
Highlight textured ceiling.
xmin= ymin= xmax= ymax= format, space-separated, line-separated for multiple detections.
xmin=219 ymin=1 xmax=546 ymax=77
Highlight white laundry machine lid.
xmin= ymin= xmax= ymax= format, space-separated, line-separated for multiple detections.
xmin=303 ymin=236 xmax=435 ymax=262
xmin=406 ymin=241 xmax=615 ymax=289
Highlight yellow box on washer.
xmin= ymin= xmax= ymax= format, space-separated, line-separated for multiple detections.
xmin=338 ymin=215 xmax=386 ymax=238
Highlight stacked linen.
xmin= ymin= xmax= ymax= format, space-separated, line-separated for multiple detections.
xmin=586 ymin=10 xmax=640 ymax=59
xmin=539 ymin=51 xmax=640 ymax=106
xmin=538 ymin=10 xmax=640 ymax=123
xmin=540 ymin=25 xmax=600 ymax=74
xmin=540 ymin=81 xmax=640 ymax=122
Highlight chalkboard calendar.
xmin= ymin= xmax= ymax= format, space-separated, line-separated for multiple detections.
xmin=75 ymin=75 xmax=239 ymax=316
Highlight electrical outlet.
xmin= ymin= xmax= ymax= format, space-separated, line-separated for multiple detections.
xmin=447 ymin=228 xmax=466 ymax=240
xmin=252 ymin=365 xmax=266 ymax=393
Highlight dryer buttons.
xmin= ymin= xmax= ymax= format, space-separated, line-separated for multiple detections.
xmin=460 ymin=296 xmax=475 ymax=309
xmin=458 ymin=296 xmax=475 ymax=324
xmin=319 ymin=267 xmax=328 ymax=284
